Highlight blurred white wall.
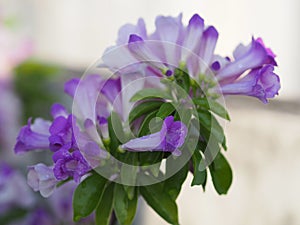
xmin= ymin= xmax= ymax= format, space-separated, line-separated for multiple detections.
xmin=1 ymin=0 xmax=299 ymax=99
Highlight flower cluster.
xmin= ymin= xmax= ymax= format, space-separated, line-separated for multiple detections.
xmin=14 ymin=13 xmax=281 ymax=225
xmin=103 ymin=14 xmax=280 ymax=103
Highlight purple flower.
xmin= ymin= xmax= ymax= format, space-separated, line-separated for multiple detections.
xmin=27 ymin=163 xmax=58 ymax=198
xmin=219 ymin=65 xmax=280 ymax=103
xmin=0 ymin=163 xmax=34 ymax=213
xmin=65 ymin=75 xmax=105 ymax=123
xmin=14 ymin=118 xmax=51 ymax=154
xmin=49 ymin=114 xmax=77 ymax=152
xmin=122 ymin=116 xmax=187 ymax=156
xmin=53 ymin=150 xmax=91 ymax=182
xmin=216 ymin=37 xmax=276 ymax=82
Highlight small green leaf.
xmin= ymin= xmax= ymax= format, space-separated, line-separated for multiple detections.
xmin=140 ymin=183 xmax=179 ymax=225
xmin=114 ymin=184 xmax=138 ymax=225
xmin=95 ymin=183 xmax=115 ymax=225
xmin=73 ymin=173 xmax=107 ymax=221
xmin=156 ymin=102 xmax=175 ymax=119
xmin=209 ymin=153 xmax=233 ymax=195
xmin=191 ymin=151 xmax=207 ymax=188
xmin=129 ymin=101 xmax=164 ymax=124
xmin=194 ymin=98 xmax=230 ymax=121
xmin=130 ymin=88 xmax=172 ymax=102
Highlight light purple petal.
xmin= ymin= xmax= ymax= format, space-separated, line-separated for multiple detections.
xmin=217 ymin=38 xmax=268 ymax=82
xmin=122 ymin=116 xmax=187 ymax=155
xmin=14 ymin=118 xmax=51 ymax=154
xmin=121 ymin=131 xmax=163 ymax=151
xmin=117 ymin=18 xmax=147 ymax=45
xmin=198 ymin=26 xmax=219 ymax=74
xmin=183 ymin=14 xmax=204 ymax=55
xmin=51 ymin=103 xmax=68 ymax=119
xmin=27 ymin=164 xmax=57 ymax=198
xmin=64 ymin=78 xmax=80 ymax=98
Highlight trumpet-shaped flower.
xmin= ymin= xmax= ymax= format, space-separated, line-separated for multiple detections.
xmin=122 ymin=116 xmax=187 ymax=156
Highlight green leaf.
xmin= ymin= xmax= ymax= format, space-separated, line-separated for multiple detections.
xmin=156 ymin=102 xmax=175 ymax=119
xmin=129 ymin=101 xmax=164 ymax=124
xmin=140 ymin=183 xmax=179 ymax=225
xmin=120 ymin=153 xmax=138 ymax=190
xmin=138 ymin=110 xmax=159 ymax=137
xmin=108 ymin=112 xmax=124 ymax=152
xmin=198 ymin=110 xmax=226 ymax=148
xmin=114 ymin=184 xmax=138 ymax=225
xmin=95 ymin=183 xmax=115 ymax=225
xmin=73 ymin=173 xmax=107 ymax=221
xmin=130 ymin=88 xmax=172 ymax=102
xmin=209 ymin=153 xmax=233 ymax=195
xmin=164 ymin=161 xmax=189 ymax=200
xmin=194 ymin=98 xmax=230 ymax=121
xmin=191 ymin=151 xmax=207 ymax=188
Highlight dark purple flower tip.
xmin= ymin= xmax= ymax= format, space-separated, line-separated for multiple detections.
xmin=189 ymin=14 xmax=204 ymax=28
xmin=166 ymin=69 xmax=173 ymax=76
xmin=225 ymin=56 xmax=231 ymax=62
xmin=64 ymin=78 xmax=80 ymax=98
xmin=203 ymin=26 xmax=219 ymax=40
xmin=97 ymin=116 xmax=108 ymax=125
xmin=211 ymin=61 xmax=221 ymax=71
xmin=14 ymin=118 xmax=51 ymax=154
xmin=128 ymin=34 xmax=144 ymax=43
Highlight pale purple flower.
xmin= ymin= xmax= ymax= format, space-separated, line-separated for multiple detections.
xmin=14 ymin=118 xmax=51 ymax=154
xmin=0 ymin=163 xmax=34 ymax=214
xmin=216 ymin=37 xmax=276 ymax=82
xmin=27 ymin=163 xmax=58 ymax=198
xmin=0 ymin=82 xmax=21 ymax=152
xmin=122 ymin=116 xmax=187 ymax=156
xmin=49 ymin=181 xmax=75 ymax=222
xmin=219 ymin=65 xmax=280 ymax=103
